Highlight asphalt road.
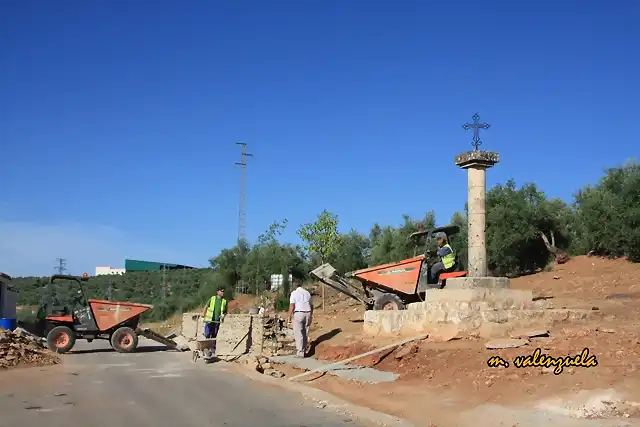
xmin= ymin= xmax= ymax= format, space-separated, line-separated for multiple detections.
xmin=0 ymin=339 xmax=366 ymax=427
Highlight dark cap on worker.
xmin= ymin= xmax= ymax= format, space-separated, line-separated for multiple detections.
xmin=217 ymin=286 xmax=225 ymax=292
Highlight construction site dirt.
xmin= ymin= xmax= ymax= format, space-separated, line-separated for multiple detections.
xmin=145 ymin=255 xmax=640 ymax=426
xmin=282 ymin=255 xmax=640 ymax=426
xmin=3 ymin=255 xmax=640 ymax=427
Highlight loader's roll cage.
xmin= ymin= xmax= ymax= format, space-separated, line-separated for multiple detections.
xmin=38 ymin=274 xmax=90 ymax=320
xmin=409 ymin=224 xmax=461 ymax=258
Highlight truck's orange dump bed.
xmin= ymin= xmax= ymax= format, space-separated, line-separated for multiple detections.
xmin=349 ymin=255 xmax=424 ymax=295
xmin=87 ymin=299 xmax=153 ymax=332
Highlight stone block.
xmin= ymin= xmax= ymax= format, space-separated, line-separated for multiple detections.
xmin=424 ymin=288 xmax=532 ymax=305
xmin=481 ymin=308 xmax=598 ymax=327
xmin=363 ymin=310 xmax=408 ymax=335
xmin=181 ymin=312 xmax=204 ymax=340
xmin=445 ymin=276 xmax=510 ymax=290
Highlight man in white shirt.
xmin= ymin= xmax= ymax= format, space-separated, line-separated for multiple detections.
xmin=287 ymin=281 xmax=313 ymax=358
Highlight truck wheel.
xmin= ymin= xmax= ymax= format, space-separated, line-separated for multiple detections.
xmin=373 ymin=293 xmax=405 ymax=311
xmin=110 ymin=327 xmax=139 ymax=353
xmin=46 ymin=326 xmax=76 ymax=354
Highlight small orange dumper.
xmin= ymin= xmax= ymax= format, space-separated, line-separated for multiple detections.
xmin=311 ymin=225 xmax=468 ymax=310
xmin=34 ymin=274 xmax=178 ymax=354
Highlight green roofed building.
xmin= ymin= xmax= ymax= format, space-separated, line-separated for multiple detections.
xmin=124 ymin=259 xmax=195 ymax=272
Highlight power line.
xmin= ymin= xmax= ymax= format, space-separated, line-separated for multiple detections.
xmin=54 ymin=258 xmax=67 ymax=275
xmin=235 ymin=142 xmax=253 ymax=243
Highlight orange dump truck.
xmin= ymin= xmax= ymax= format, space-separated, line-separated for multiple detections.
xmin=34 ymin=274 xmax=178 ymax=353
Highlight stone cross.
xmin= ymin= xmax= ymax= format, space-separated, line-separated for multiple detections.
xmin=455 ymin=114 xmax=499 ymax=278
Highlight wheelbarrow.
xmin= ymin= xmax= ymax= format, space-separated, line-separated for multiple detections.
xmin=191 ymin=338 xmax=217 ymax=363
xmin=188 ymin=315 xmax=215 ymax=362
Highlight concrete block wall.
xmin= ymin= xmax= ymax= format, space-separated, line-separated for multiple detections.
xmin=181 ymin=313 xmax=265 ymax=357
xmin=216 ymin=315 xmax=253 ymax=356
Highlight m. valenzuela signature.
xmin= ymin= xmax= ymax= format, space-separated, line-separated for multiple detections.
xmin=487 ymin=347 xmax=598 ymax=375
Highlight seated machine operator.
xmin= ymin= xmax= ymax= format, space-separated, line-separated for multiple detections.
xmin=430 ymin=235 xmax=457 ymax=283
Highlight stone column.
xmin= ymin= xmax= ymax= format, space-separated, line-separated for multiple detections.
xmin=467 ymin=166 xmax=488 ymax=277
xmin=454 ymin=150 xmax=499 ymax=278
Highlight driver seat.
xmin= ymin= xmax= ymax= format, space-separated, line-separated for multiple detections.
xmin=49 ymin=305 xmax=70 ymax=316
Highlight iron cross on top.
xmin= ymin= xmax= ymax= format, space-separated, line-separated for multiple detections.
xmin=462 ymin=113 xmax=490 ymax=150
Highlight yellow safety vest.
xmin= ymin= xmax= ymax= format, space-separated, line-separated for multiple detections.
xmin=441 ymin=244 xmax=456 ymax=269
xmin=203 ymin=296 xmax=227 ymax=322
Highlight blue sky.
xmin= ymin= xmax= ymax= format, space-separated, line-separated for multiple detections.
xmin=1 ymin=0 xmax=638 ymax=276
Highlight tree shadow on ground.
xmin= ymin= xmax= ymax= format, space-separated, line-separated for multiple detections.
xmin=308 ymin=328 xmax=341 ymax=357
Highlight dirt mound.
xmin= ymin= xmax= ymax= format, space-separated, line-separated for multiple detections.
xmin=511 ymin=255 xmax=640 ymax=299
xmin=228 ymin=293 xmax=258 ymax=313
xmin=0 ymin=328 xmax=60 ymax=370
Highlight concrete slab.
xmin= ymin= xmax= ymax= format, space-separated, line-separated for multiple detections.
xmin=446 ymin=276 xmax=510 ymax=289
xmin=270 ymin=355 xmax=399 ymax=384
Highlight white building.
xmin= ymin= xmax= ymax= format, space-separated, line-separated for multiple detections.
xmin=95 ymin=266 xmax=126 ymax=276
xmin=270 ymin=273 xmax=293 ymax=291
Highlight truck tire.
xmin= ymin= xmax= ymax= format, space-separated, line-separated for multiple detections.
xmin=373 ymin=293 xmax=405 ymax=311
xmin=46 ymin=326 xmax=76 ymax=354
xmin=110 ymin=327 xmax=139 ymax=353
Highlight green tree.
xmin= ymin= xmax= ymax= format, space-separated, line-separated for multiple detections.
xmin=242 ymin=219 xmax=300 ymax=294
xmin=329 ymin=229 xmax=370 ymax=274
xmin=297 ymin=209 xmax=342 ymax=311
xmin=572 ymin=162 xmax=640 ymax=261
xmin=485 ymin=180 xmax=571 ymax=276
xmin=369 ymin=212 xmax=436 ymax=265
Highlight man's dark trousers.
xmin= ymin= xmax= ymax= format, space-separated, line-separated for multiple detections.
xmin=430 ymin=262 xmax=456 ymax=284
xmin=204 ymin=321 xmax=220 ymax=339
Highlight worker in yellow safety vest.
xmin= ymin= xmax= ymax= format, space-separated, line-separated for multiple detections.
xmin=430 ymin=235 xmax=457 ymax=283
xmin=201 ymin=287 xmax=228 ymax=339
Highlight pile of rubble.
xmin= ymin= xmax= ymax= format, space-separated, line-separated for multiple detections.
xmin=261 ymin=316 xmax=296 ymax=356
xmin=0 ymin=328 xmax=60 ymax=369
xmin=236 ymin=354 xmax=286 ymax=379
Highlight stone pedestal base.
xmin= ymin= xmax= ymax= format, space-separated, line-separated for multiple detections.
xmin=417 ymin=288 xmax=532 ymax=306
xmin=362 ymin=281 xmax=600 ymax=338
xmin=445 ymin=276 xmax=510 ymax=289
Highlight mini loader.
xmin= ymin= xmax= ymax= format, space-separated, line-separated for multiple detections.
xmin=33 ymin=274 xmax=178 ymax=353
xmin=311 ymin=225 xmax=468 ymax=310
